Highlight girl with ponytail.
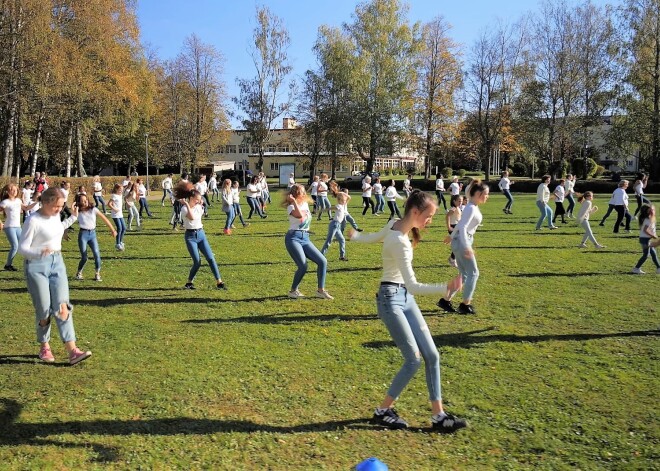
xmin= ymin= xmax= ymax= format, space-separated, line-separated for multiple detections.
xmin=349 ymin=189 xmax=466 ymax=433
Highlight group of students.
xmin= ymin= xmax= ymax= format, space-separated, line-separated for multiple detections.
xmin=2 ymin=169 xmax=657 ymax=436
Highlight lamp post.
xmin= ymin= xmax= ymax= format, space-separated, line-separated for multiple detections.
xmin=145 ymin=133 xmax=149 ymax=195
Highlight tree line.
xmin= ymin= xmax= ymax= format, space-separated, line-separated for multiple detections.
xmin=2 ymin=0 xmax=659 ymax=181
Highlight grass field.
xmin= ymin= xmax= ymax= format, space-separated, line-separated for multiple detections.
xmin=0 ymin=191 xmax=658 ymax=470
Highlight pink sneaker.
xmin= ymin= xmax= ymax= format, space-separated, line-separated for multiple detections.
xmin=39 ymin=346 xmax=55 ymax=363
xmin=69 ymin=347 xmax=92 ymax=365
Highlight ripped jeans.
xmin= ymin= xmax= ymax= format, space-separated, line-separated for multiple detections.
xmin=376 ymin=283 xmax=441 ymax=402
xmin=24 ymin=253 xmax=76 ymax=343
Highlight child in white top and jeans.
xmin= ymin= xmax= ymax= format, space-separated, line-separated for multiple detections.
xmin=350 ymin=190 xmax=465 ymax=433
xmin=18 ymin=187 xmax=92 ymax=365
xmin=576 ymin=191 xmax=605 ymax=249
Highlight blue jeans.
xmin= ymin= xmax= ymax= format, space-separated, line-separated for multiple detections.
xmin=341 ymin=213 xmax=359 ymax=232
xmin=24 ymin=253 xmax=76 ymax=343
xmin=435 ymin=191 xmax=447 ymax=210
xmin=566 ymin=193 xmax=575 ymax=215
xmin=184 ymin=229 xmax=221 ymax=281
xmin=112 ymin=217 xmax=126 ymax=245
xmin=535 ymin=201 xmax=554 ymax=229
xmin=127 ymin=204 xmax=140 ymax=230
xmin=161 ymin=189 xmax=173 ymax=204
xmin=580 ymin=220 xmax=598 ymax=246
xmin=284 ymin=230 xmax=327 ymax=291
xmin=4 ymin=226 xmax=21 ymax=267
xmin=635 ymin=238 xmax=660 ymax=269
xmin=451 ymin=236 xmax=479 ymax=302
xmin=224 ymin=205 xmax=235 ymax=230
xmin=387 ymin=201 xmax=402 ymax=220
xmin=321 ymin=220 xmax=346 ymax=258
xmin=93 ymin=195 xmax=107 ymax=213
xmin=77 ymin=229 xmax=101 ymax=272
xmin=376 ymin=284 xmax=441 ymax=401
xmin=139 ymin=197 xmax=153 ymax=217
xmin=502 ymin=190 xmax=513 ymax=211
xmin=231 ymin=203 xmax=247 ymax=226
xmin=375 ymin=194 xmax=385 ymax=213
xmin=317 ymin=196 xmax=332 ymax=219
xmin=247 ymin=197 xmax=264 ymax=218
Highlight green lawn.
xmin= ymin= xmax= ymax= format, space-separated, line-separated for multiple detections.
xmin=0 ymin=193 xmax=657 ymax=469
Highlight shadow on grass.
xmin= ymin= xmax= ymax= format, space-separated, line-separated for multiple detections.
xmin=363 ymin=327 xmax=660 ymax=350
xmin=0 ymin=398 xmax=377 ymax=462
xmin=76 ymin=295 xmax=291 ymax=308
xmin=508 ymin=272 xmax=606 ymax=277
xmin=477 ymin=246 xmax=562 ymax=250
xmin=183 ymin=312 xmax=379 ymax=325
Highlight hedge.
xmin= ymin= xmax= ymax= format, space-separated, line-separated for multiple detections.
xmin=0 ymin=174 xmax=172 ymax=195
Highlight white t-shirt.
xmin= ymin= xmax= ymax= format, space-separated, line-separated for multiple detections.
xmin=18 ymin=211 xmax=77 ymax=259
xmin=93 ymin=181 xmax=103 ymax=195
xmin=288 ymin=177 xmax=295 ymax=188
xmin=403 ymin=179 xmax=411 ymax=190
xmin=310 ymin=181 xmax=319 ymax=196
xmin=222 ymin=189 xmax=234 ymax=207
xmin=0 ymin=198 xmax=23 ymax=227
xmin=498 ymin=178 xmax=510 ymax=191
xmin=449 ymin=182 xmax=460 ymax=196
xmin=352 ymin=219 xmax=448 ymax=295
xmin=287 ymin=201 xmax=312 ymax=231
xmin=195 ymin=181 xmax=208 ymax=195
xmin=246 ymin=183 xmax=260 ymax=198
xmin=22 ymin=188 xmax=34 ymax=205
xmin=163 ymin=177 xmax=173 ymax=190
xmin=208 ymin=177 xmax=217 ymax=191
xmin=180 ymin=203 xmax=204 ymax=230
xmin=640 ymin=218 xmax=656 ymax=239
xmin=25 ymin=201 xmax=41 ymax=220
xmin=333 ymin=204 xmax=347 ymax=223
xmin=451 ymin=202 xmax=483 ymax=246
xmin=61 ymin=188 xmax=69 ymax=202
xmin=554 ymin=185 xmax=565 ymax=203
xmin=362 ymin=182 xmax=373 ymax=198
xmin=435 ymin=179 xmax=445 ymax=191
xmin=633 ymin=181 xmax=644 ymax=196
xmin=564 ymin=179 xmax=575 ymax=195
xmin=317 ymin=181 xmax=328 ymax=197
xmin=373 ymin=182 xmax=383 ymax=195
xmin=77 ymin=208 xmax=100 ymax=230
xmin=110 ymin=194 xmax=123 ymax=218
xmin=137 ymin=184 xmax=147 ymax=198
xmin=121 ymin=178 xmax=131 ymax=187
xmin=231 ymin=187 xmax=241 ymax=203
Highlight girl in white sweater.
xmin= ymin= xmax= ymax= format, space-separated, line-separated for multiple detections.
xmin=577 ymin=192 xmax=605 ymax=249
xmin=350 ymin=190 xmax=465 ymax=433
xmin=18 ymin=188 xmax=92 ymax=365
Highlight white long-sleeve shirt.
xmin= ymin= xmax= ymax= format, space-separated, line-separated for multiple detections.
xmin=612 ymin=188 xmax=628 ymax=206
xmin=498 ymin=178 xmax=510 ymax=191
xmin=352 ymin=219 xmax=448 ymax=295
xmin=18 ymin=212 xmax=77 ymax=259
xmin=577 ymin=200 xmax=594 ymax=222
xmin=554 ymin=185 xmax=565 ymax=203
xmin=385 ymin=186 xmax=404 ymax=202
xmin=537 ymin=183 xmax=550 ymax=203
xmin=451 ymin=202 xmax=482 ymax=247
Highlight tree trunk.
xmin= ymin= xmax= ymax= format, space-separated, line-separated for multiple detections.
xmin=76 ymin=122 xmax=86 ymax=177
xmin=2 ymin=103 xmax=16 ymax=177
xmin=30 ymin=107 xmax=45 ymax=176
xmin=653 ymin=12 xmax=660 ymax=180
xmin=65 ymin=123 xmax=73 ymax=178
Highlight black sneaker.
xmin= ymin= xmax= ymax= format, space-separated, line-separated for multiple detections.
xmin=458 ymin=303 xmax=476 ymax=315
xmin=184 ymin=282 xmax=195 ymax=290
xmin=216 ymin=282 xmax=227 ymax=290
xmin=356 ymin=228 xmax=364 ymax=232
xmin=4 ymin=265 xmax=17 ymax=272
xmin=370 ymin=408 xmax=408 ymax=430
xmin=437 ymin=298 xmax=456 ymax=313
xmin=431 ymin=413 xmax=467 ymax=433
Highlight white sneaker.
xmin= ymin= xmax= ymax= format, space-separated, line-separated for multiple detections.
xmin=448 ymin=256 xmax=458 ymax=267
xmin=315 ymin=289 xmax=334 ymax=300
xmin=577 ymin=244 xmax=587 ymax=248
xmin=656 ymin=268 xmax=660 ymax=274
xmin=595 ymin=244 xmax=606 ymax=249
xmin=75 ymin=272 xmax=83 ymax=280
xmin=288 ymin=290 xmax=305 ymax=299
xmin=631 ymin=267 xmax=645 ymax=274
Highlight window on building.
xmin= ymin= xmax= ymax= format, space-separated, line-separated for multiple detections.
xmin=267 ymin=145 xmax=276 ymax=153
xmin=239 ymin=146 xmax=249 ymax=154
xmin=627 ymin=160 xmax=634 ymax=167
xmin=226 ymin=145 xmax=237 ymax=154
xmin=278 ymin=144 xmax=290 ymax=152
xmin=270 ymin=162 xmax=279 ymax=171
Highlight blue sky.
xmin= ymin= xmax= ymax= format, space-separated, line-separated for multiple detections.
xmin=138 ymin=0 xmax=616 ymax=116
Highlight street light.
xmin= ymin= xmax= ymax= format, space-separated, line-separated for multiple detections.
xmin=145 ymin=133 xmax=149 ymax=195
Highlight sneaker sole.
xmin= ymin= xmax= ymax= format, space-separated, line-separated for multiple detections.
xmin=69 ymin=351 xmax=92 ymax=365
xmin=369 ymin=417 xmax=408 ymax=430
xmin=39 ymin=356 xmax=55 ymax=363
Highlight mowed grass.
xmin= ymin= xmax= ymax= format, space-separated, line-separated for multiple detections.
xmin=0 ymin=192 xmax=657 ymax=470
